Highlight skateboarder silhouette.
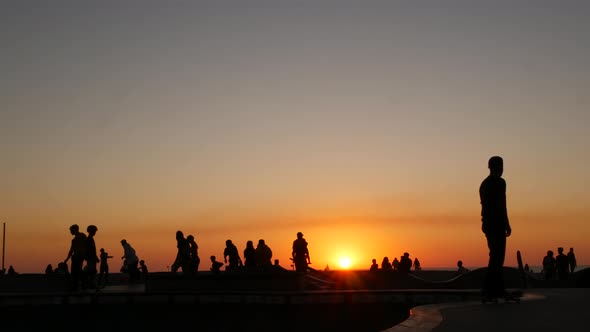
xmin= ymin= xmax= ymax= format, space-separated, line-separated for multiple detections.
xmin=479 ymin=156 xmax=512 ymax=301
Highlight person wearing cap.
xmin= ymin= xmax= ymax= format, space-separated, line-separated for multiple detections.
xmin=479 ymin=156 xmax=512 ymax=299
xmin=292 ymin=232 xmax=311 ymax=272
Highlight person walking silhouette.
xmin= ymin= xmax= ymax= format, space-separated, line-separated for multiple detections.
xmin=64 ymin=224 xmax=87 ymax=291
xmin=479 ymin=156 xmax=512 ymax=300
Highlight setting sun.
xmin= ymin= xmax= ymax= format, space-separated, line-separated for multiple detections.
xmin=339 ymin=257 xmax=352 ymax=269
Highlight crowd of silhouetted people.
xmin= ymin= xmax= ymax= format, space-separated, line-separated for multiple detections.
xmin=542 ymin=247 xmax=577 ymax=281
xmin=46 ymin=224 xmax=150 ymax=291
xmin=40 ymin=225 xmax=314 ymax=291
xmin=369 ymin=252 xmax=420 ymax=273
xmin=172 ymin=229 xmax=298 ymax=275
xmin=1 ymin=222 xmax=583 ymax=293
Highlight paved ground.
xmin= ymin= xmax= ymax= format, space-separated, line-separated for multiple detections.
xmin=387 ymin=288 xmax=589 ymax=332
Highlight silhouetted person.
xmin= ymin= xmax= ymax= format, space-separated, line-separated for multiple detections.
xmin=55 ymin=262 xmax=70 ymax=276
xmin=399 ymin=253 xmax=412 ymax=273
xmin=370 ymin=259 xmax=379 ymax=271
xmin=64 ymin=224 xmax=87 ymax=291
xmin=542 ymin=250 xmax=556 ymax=280
xmin=223 ymin=239 xmax=242 ymax=271
xmin=187 ymin=235 xmax=200 ymax=275
xmin=98 ymin=248 xmax=113 ymax=286
xmin=292 ymin=232 xmax=311 ymax=272
xmin=121 ymin=239 xmax=139 ymax=283
xmin=392 ymin=257 xmax=399 ymax=271
xmin=139 ymin=260 xmax=149 ymax=281
xmin=413 ymin=258 xmax=421 ymax=271
xmin=555 ymin=247 xmax=569 ymax=281
xmin=454 ymin=260 xmax=469 ymax=277
xmin=210 ymin=255 xmax=223 ymax=273
xmin=7 ymin=265 xmax=16 ymax=276
xmin=524 ymin=263 xmax=530 ymax=273
xmin=480 ymin=156 xmax=512 ymax=299
xmin=243 ymin=240 xmax=256 ymax=268
xmin=85 ymin=225 xmax=99 ymax=289
xmin=171 ymin=230 xmax=191 ymax=274
xmin=255 ymin=239 xmax=273 ymax=267
xmin=381 ymin=257 xmax=392 ymax=270
xmin=567 ymin=247 xmax=577 ymax=273
xmin=45 ymin=264 xmax=54 ymax=275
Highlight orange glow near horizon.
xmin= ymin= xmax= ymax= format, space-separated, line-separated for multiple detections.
xmin=338 ymin=257 xmax=352 ymax=269
xmin=3 ymin=206 xmax=590 ymax=274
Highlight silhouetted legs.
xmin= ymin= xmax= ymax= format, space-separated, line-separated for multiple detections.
xmin=70 ymin=256 xmax=85 ymax=291
xmin=484 ymin=234 xmax=506 ymax=297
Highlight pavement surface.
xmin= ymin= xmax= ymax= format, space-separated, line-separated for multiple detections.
xmin=386 ymin=288 xmax=589 ymax=332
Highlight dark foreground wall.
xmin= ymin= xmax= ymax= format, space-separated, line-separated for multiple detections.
xmin=0 ymin=301 xmax=409 ymax=332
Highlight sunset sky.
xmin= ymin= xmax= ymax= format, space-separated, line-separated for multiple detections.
xmin=1 ymin=0 xmax=589 ymax=273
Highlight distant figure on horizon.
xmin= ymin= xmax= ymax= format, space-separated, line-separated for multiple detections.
xmin=55 ymin=262 xmax=69 ymax=276
xmin=542 ymin=250 xmax=556 ymax=280
xmin=392 ymin=257 xmax=400 ymax=271
xmin=413 ymin=258 xmax=421 ymax=271
xmin=98 ymin=248 xmax=113 ymax=286
xmin=210 ymin=255 xmax=224 ymax=273
xmin=139 ymin=259 xmax=149 ymax=280
xmin=244 ymin=240 xmax=256 ymax=268
xmin=479 ymin=156 xmax=512 ymax=299
xmin=524 ymin=263 xmax=530 ymax=273
xmin=187 ymin=235 xmax=200 ymax=274
xmin=370 ymin=259 xmax=379 ymax=271
xmin=399 ymin=253 xmax=412 ymax=273
xmin=555 ymin=247 xmax=569 ymax=281
xmin=85 ymin=225 xmax=99 ymax=289
xmin=381 ymin=257 xmax=392 ymax=270
xmin=171 ymin=230 xmax=191 ymax=274
xmin=224 ymin=239 xmax=243 ymax=271
xmin=120 ymin=239 xmax=139 ymax=283
xmin=255 ymin=239 xmax=273 ymax=267
xmin=45 ymin=264 xmax=54 ymax=274
xmin=454 ymin=260 xmax=469 ymax=277
xmin=292 ymin=232 xmax=311 ymax=272
xmin=7 ymin=265 xmax=16 ymax=276
xmin=64 ymin=224 xmax=87 ymax=291
xmin=567 ymin=247 xmax=577 ymax=273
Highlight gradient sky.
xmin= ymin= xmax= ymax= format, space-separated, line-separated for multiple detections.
xmin=1 ymin=0 xmax=589 ymax=273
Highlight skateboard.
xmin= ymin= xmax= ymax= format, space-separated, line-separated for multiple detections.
xmin=481 ymin=290 xmax=522 ymax=304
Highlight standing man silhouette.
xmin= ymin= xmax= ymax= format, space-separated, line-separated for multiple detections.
xmin=64 ymin=224 xmax=87 ymax=291
xmin=292 ymin=232 xmax=311 ymax=272
xmin=85 ymin=225 xmax=99 ymax=289
xmin=567 ymin=247 xmax=577 ymax=273
xmin=480 ymin=156 xmax=512 ymax=299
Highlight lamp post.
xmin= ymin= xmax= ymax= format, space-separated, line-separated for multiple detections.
xmin=2 ymin=222 xmax=5 ymax=273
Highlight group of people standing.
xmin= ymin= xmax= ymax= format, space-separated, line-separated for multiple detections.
xmin=171 ymin=230 xmax=200 ymax=275
xmin=369 ymin=253 xmax=420 ymax=273
xmin=172 ymin=231 xmax=311 ymax=274
xmin=542 ymin=247 xmax=577 ymax=281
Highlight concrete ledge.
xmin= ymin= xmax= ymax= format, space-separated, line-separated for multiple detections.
xmin=384 ymin=292 xmax=546 ymax=332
